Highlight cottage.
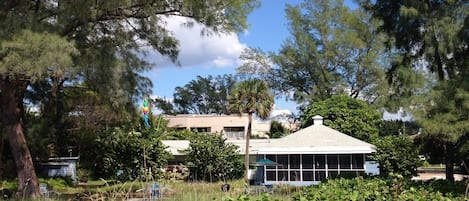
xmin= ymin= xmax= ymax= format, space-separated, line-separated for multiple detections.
xmin=162 ymin=115 xmax=376 ymax=186
xmin=254 ymin=115 xmax=375 ymax=186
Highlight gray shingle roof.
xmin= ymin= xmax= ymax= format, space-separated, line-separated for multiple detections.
xmin=257 ymin=123 xmax=376 ymax=154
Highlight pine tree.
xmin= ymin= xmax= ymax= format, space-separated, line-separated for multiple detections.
xmin=360 ymin=0 xmax=469 ymax=181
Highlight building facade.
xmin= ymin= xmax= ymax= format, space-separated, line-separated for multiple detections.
xmin=163 ymin=114 xmax=271 ymax=139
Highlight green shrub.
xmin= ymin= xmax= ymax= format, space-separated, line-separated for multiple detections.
xmin=185 ymin=133 xmax=244 ymax=182
xmin=416 ymin=179 xmax=468 ymax=197
xmin=39 ymin=177 xmax=75 ymax=190
xmin=1 ymin=180 xmax=17 ymax=191
xmin=293 ymin=177 xmax=467 ymax=201
xmin=370 ymin=135 xmax=422 ymax=177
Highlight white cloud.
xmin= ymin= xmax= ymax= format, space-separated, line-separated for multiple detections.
xmin=271 ymin=109 xmax=292 ymax=117
xmin=212 ymin=57 xmax=235 ymax=67
xmin=145 ymin=16 xmax=247 ymax=69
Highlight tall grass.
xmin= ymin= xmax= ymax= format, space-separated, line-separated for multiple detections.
xmin=163 ymin=180 xmax=242 ymax=201
xmin=1 ymin=178 xmax=300 ymax=200
xmin=162 ymin=180 xmax=297 ymax=201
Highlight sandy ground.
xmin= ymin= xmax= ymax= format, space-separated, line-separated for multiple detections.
xmin=412 ymin=173 xmax=469 ymax=181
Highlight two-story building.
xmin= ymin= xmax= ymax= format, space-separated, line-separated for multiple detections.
xmin=162 ymin=114 xmax=272 ymax=139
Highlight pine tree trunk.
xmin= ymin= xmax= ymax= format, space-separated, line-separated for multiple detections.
xmin=0 ymin=78 xmax=40 ymax=197
xmin=444 ymin=142 xmax=455 ymax=182
xmin=0 ymin=139 xmax=4 ymax=180
xmin=244 ymin=113 xmax=252 ymax=183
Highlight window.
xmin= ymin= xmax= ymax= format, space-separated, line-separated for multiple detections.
xmin=224 ymin=127 xmax=244 ymax=139
xmin=315 ymin=171 xmax=326 ymax=181
xmin=190 ymin=127 xmax=211 ymax=133
xmin=327 ymin=155 xmax=338 ymax=169
xmin=290 ymin=170 xmax=301 ymax=181
xmin=339 ymin=155 xmax=351 ymax=169
xmin=352 ymin=154 xmax=364 ymax=169
xmin=278 ymin=171 xmax=288 ymax=181
xmin=315 ymin=155 xmax=326 ymax=169
xmin=302 ymin=155 xmax=313 ymax=169
xmin=266 ymin=171 xmax=276 ymax=181
xmin=290 ymin=155 xmax=300 ymax=169
xmin=265 ymin=155 xmax=276 ymax=170
xmin=303 ymin=171 xmax=314 ymax=181
xmin=328 ymin=171 xmax=339 ymax=179
xmin=277 ymin=155 xmax=288 ymax=169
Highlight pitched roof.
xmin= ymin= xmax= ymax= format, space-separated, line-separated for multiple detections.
xmin=257 ymin=123 xmax=376 ymax=154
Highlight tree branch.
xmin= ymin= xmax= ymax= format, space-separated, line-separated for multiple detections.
xmin=61 ymin=3 xmax=187 ymax=37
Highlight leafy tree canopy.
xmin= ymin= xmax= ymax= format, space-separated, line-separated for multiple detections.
xmin=302 ymin=95 xmax=382 ymax=142
xmin=154 ymin=74 xmax=238 ymax=114
xmin=0 ymin=30 xmax=77 ymax=79
xmin=358 ymin=0 xmax=469 ymax=109
xmin=228 ymin=79 xmax=274 ymax=119
xmin=236 ymin=0 xmax=390 ymax=107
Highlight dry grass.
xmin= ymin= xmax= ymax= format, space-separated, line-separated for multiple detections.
xmin=160 ymin=180 xmax=298 ymax=201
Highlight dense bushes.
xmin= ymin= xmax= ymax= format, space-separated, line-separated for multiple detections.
xmin=185 ymin=133 xmax=244 ymax=182
xmin=90 ymin=126 xmax=171 ymax=181
xmin=293 ymin=177 xmax=468 ymax=201
xmin=370 ymin=136 xmax=422 ymax=178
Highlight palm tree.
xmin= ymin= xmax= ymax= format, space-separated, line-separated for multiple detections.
xmin=228 ymin=79 xmax=274 ymax=182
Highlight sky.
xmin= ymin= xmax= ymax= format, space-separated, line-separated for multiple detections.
xmin=143 ymin=0 xmax=381 ymax=118
xmin=144 ymin=0 xmax=307 ymax=116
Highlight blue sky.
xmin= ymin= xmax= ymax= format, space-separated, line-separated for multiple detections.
xmin=144 ymin=0 xmax=357 ymax=116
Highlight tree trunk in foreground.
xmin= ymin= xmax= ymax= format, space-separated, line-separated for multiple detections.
xmin=244 ymin=113 xmax=252 ymax=183
xmin=0 ymin=139 xmax=4 ymax=179
xmin=444 ymin=142 xmax=455 ymax=182
xmin=0 ymin=78 xmax=40 ymax=197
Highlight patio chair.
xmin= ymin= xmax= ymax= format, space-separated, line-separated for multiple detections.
xmin=147 ymin=183 xmax=161 ymax=200
xmin=39 ymin=183 xmax=49 ymax=198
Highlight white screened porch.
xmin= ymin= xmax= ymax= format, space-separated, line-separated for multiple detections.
xmin=256 ymin=153 xmax=367 ymax=186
